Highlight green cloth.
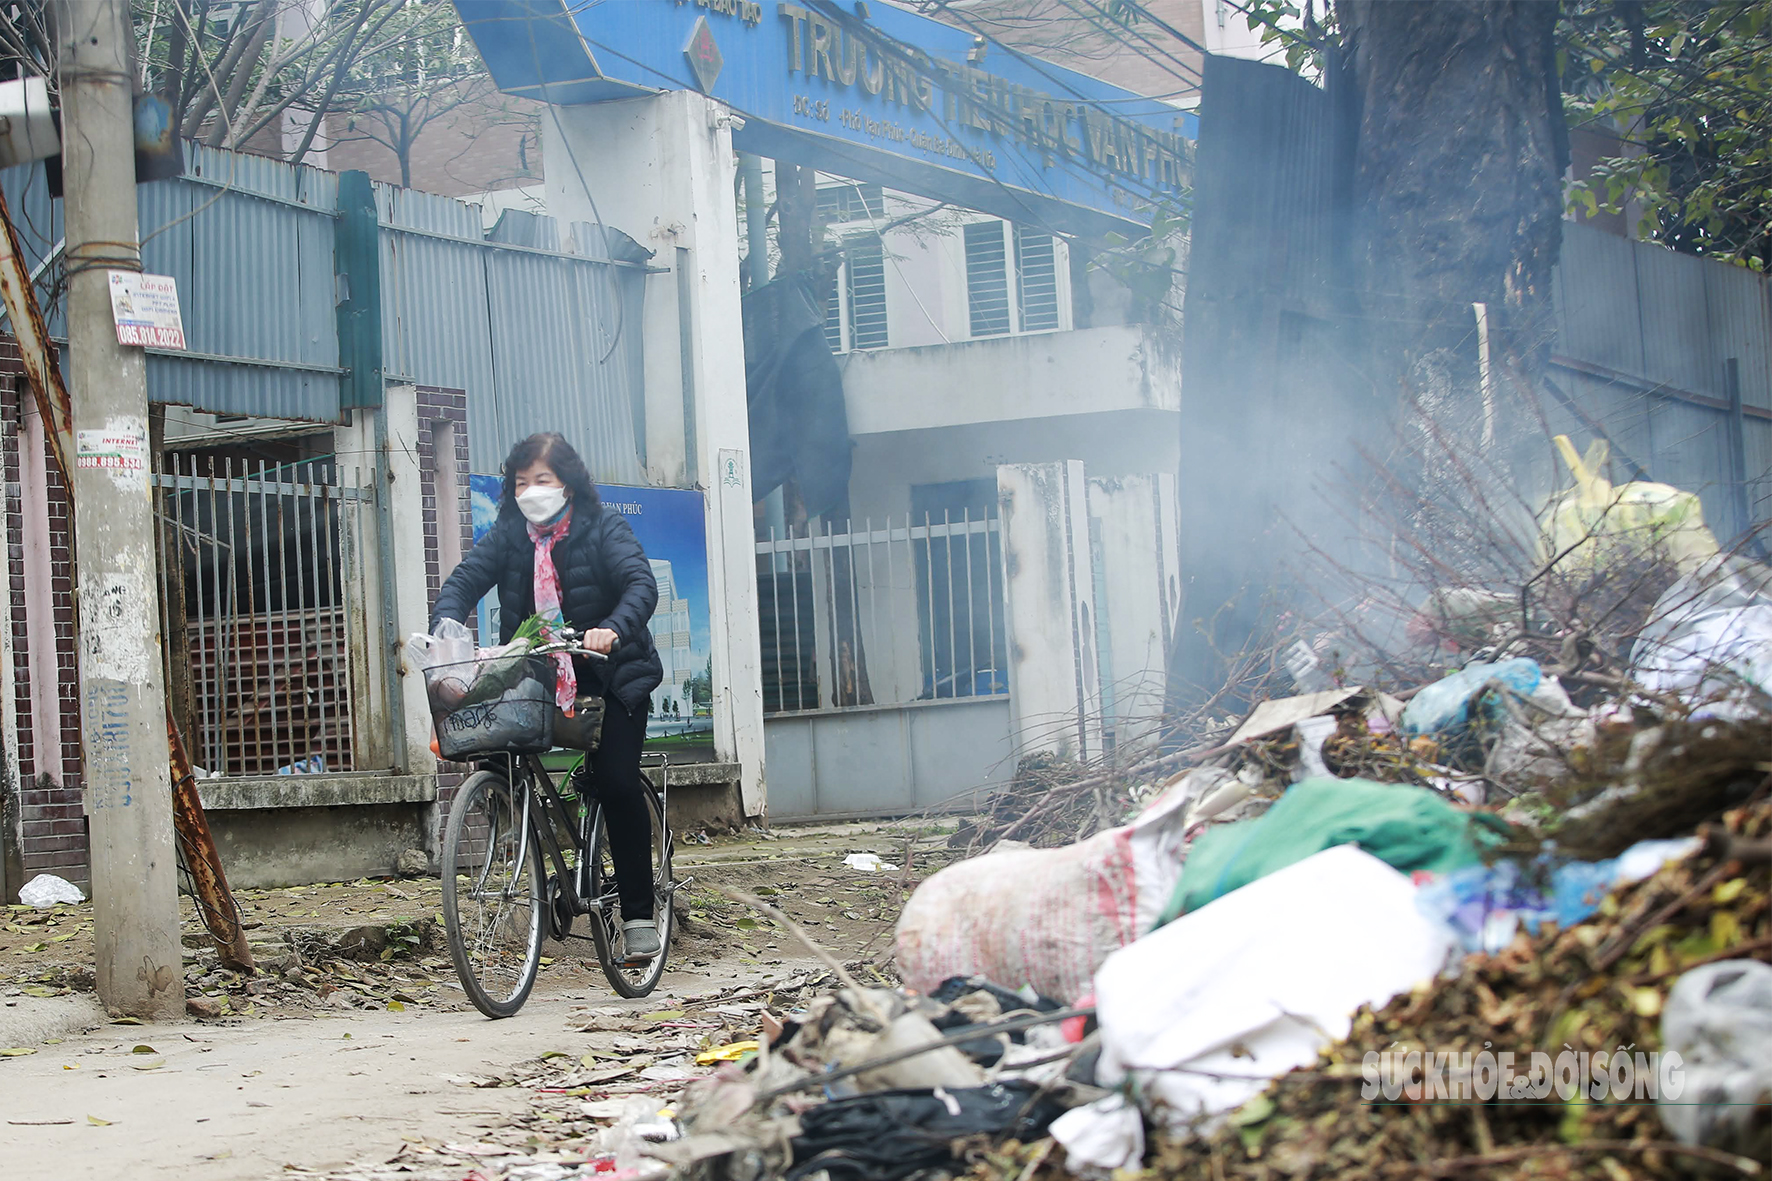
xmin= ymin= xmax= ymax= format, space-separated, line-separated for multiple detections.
xmin=1159 ymin=778 xmax=1511 ymax=927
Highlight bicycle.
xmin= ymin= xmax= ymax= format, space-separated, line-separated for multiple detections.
xmin=430 ymin=631 xmax=686 ymax=1018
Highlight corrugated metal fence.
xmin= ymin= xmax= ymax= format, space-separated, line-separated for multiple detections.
xmin=1551 ymin=223 xmax=1772 ymax=542
xmin=1 ymin=144 xmax=649 ymax=484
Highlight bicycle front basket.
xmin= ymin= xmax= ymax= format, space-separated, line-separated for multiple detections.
xmin=425 ymin=654 xmax=555 ymax=759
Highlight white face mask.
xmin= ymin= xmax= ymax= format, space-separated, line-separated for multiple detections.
xmin=516 ymin=485 xmax=568 ymax=525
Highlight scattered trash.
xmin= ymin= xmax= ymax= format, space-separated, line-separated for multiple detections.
xmin=787 ymin=1082 xmax=1068 ymax=1181
xmin=1539 ymin=434 xmax=1719 ymax=578
xmin=1415 ymin=836 xmax=1702 ymax=953
xmin=692 ymin=1041 xmax=758 ymax=1066
xmin=897 ymin=776 xmax=1194 ymax=1001
xmin=18 ymin=874 xmax=85 ymax=909
xmin=1050 ymin=1092 xmax=1144 ymax=1174
xmin=276 ymin=755 xmax=327 ymax=776
xmin=1633 ymin=555 xmax=1772 ymax=718
xmin=1658 ymin=959 xmax=1772 ymax=1155
xmin=1401 ymin=656 xmax=1544 ymax=755
xmin=1158 ymin=777 xmax=1509 ymax=923
xmin=841 ymin=853 xmax=899 ymax=873
xmin=1097 ymin=846 xmax=1458 ymax=1130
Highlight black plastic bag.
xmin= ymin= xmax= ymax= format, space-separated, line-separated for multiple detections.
xmin=787 ymin=1083 xmax=1068 ymax=1181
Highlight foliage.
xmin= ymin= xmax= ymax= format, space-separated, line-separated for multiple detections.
xmin=1562 ymin=0 xmax=1772 ymax=270
xmin=688 ymin=657 xmax=713 ymax=707
xmin=330 ymin=0 xmax=504 ymax=187
xmin=1234 ymin=0 xmax=1772 ymax=271
xmin=118 ymin=0 xmax=513 ymax=183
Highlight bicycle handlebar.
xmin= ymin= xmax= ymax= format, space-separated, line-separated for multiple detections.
xmin=534 ymin=626 xmax=614 ymax=660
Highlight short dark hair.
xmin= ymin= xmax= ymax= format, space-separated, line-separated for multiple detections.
xmin=499 ymin=433 xmax=602 ymax=521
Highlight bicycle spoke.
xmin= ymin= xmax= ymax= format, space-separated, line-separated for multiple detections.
xmin=443 ymin=771 xmax=544 ymax=1017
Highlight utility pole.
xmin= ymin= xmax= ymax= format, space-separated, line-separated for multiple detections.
xmin=54 ymin=0 xmax=183 ymax=1018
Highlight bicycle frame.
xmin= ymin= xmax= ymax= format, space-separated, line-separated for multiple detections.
xmin=488 ymin=749 xmax=673 ymax=925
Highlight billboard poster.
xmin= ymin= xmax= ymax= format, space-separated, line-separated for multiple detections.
xmin=469 ymin=475 xmax=716 ymax=761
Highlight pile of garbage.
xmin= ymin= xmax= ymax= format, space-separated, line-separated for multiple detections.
xmin=626 ymin=441 xmax=1771 ymax=1180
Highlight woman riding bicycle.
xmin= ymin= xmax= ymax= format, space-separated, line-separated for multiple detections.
xmin=430 ymin=433 xmax=666 ymax=961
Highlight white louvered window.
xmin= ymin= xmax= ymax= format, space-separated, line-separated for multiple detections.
xmin=1015 ymin=226 xmax=1060 ymax=332
xmin=823 ymin=275 xmax=844 ymax=353
xmin=817 ymin=183 xmax=885 ymax=225
xmin=964 ymin=221 xmax=1011 ymax=337
xmin=967 ymin=220 xmax=1066 ymax=339
xmin=846 ymin=235 xmax=888 ymax=350
xmin=822 ymin=234 xmax=889 ymax=352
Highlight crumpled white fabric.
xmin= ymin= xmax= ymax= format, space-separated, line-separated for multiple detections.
xmin=1094 ymin=845 xmax=1458 ymax=1131
xmin=1633 ymin=557 xmax=1772 ymax=718
xmin=1050 ymin=1093 xmax=1144 ymax=1175
xmin=19 ymin=873 xmax=85 ymax=908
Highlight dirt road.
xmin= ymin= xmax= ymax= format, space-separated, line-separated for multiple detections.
xmin=2 ymin=820 xmax=955 ymax=1180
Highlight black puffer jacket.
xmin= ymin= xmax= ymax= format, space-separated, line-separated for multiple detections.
xmin=430 ymin=507 xmax=663 ymax=715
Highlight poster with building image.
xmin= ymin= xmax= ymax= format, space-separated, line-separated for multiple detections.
xmin=469 ymin=476 xmax=715 ymax=761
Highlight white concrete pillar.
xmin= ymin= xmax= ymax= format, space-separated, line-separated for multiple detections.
xmin=335 ymin=394 xmax=436 ymax=781
xmin=1087 ymin=473 xmax=1181 ymax=750
xmin=382 ymin=386 xmax=440 ymax=782
xmin=998 ymin=461 xmax=1103 ymax=763
xmin=543 ymin=92 xmax=766 ymax=817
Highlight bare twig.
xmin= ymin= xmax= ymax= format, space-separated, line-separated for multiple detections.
xmin=719 ymin=885 xmax=864 ymax=994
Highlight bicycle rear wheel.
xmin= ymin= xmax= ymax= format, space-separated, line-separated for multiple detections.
xmin=587 ymin=776 xmax=673 ymax=998
xmin=441 ymin=769 xmax=545 ymax=1018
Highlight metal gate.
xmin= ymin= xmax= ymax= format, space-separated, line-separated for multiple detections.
xmin=154 ymin=455 xmax=377 ymax=778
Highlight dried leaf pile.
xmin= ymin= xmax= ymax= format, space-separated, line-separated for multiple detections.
xmin=1104 ymin=800 xmax=1772 ymax=1181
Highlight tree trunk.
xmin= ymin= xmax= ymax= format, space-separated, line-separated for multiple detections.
xmin=1342 ymin=0 xmax=1566 ymax=392
xmin=1341 ymin=0 xmax=1569 ymax=575
xmin=774 ymin=161 xmax=819 ymax=277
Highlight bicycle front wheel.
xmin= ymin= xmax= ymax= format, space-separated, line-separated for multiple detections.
xmin=441 ymin=769 xmax=545 ymax=1018
xmin=587 ymin=778 xmax=673 ymax=998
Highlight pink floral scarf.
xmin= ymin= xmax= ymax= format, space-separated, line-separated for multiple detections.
xmin=528 ymin=511 xmax=578 ymax=715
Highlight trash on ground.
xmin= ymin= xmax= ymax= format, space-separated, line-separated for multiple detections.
xmin=18 ymin=874 xmax=85 ymax=908
xmin=1096 ymin=845 xmax=1457 ymax=1130
xmin=841 ymin=853 xmax=899 ymax=873
xmin=1658 ymin=958 xmax=1772 ymax=1155
xmin=896 ymin=776 xmax=1194 ymax=1001
xmin=1158 ymin=776 xmax=1509 ymax=923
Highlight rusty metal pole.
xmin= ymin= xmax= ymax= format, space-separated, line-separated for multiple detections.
xmin=55 ymin=0 xmax=183 ymax=1019
xmin=0 ymin=186 xmax=74 ymax=478
xmin=167 ymin=717 xmax=254 ymax=972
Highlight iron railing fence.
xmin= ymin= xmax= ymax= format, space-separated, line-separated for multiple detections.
xmin=756 ymin=513 xmax=1008 ymax=715
xmin=153 ymin=454 xmax=374 ymax=777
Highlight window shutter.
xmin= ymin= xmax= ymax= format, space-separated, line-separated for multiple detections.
xmin=823 ymin=269 xmax=845 ymax=353
xmin=965 ymin=221 xmax=1011 ymax=337
xmin=1015 ymin=227 xmax=1060 ymax=332
xmin=846 ymin=235 xmax=888 ymax=350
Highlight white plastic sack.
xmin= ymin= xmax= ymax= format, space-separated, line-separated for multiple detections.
xmin=1659 ymin=959 xmax=1772 ymax=1153
xmin=19 ymin=873 xmax=85 ymax=908
xmin=405 ymin=618 xmax=475 ymax=673
xmin=1050 ymin=1093 xmax=1144 ymax=1174
xmin=1632 ymin=557 xmax=1772 ymax=718
xmin=1094 ymin=845 xmax=1457 ymax=1130
xmin=895 ymin=776 xmax=1198 ymax=1003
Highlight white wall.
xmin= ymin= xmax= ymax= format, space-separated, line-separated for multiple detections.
xmin=841 ymin=324 xmax=1180 ymax=436
xmin=999 ymin=461 xmax=1104 ymax=763
xmin=542 ymin=91 xmax=767 ymax=816
xmin=1088 ymin=473 xmax=1182 ymax=751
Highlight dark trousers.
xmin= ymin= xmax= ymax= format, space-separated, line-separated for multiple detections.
xmin=587 ymin=697 xmax=653 ymax=921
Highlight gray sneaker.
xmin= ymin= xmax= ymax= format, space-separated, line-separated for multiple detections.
xmin=621 ymin=919 xmax=661 ymax=962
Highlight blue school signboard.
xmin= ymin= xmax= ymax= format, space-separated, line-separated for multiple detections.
xmin=470 ymin=476 xmax=717 ymax=758
xmin=456 ymin=0 xmax=1196 ymax=235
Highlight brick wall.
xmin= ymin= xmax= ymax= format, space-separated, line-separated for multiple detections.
xmin=320 ymin=89 xmax=542 ymax=198
xmin=0 ymin=344 xmax=88 ymax=885
xmin=415 ymin=387 xmax=474 ymax=837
